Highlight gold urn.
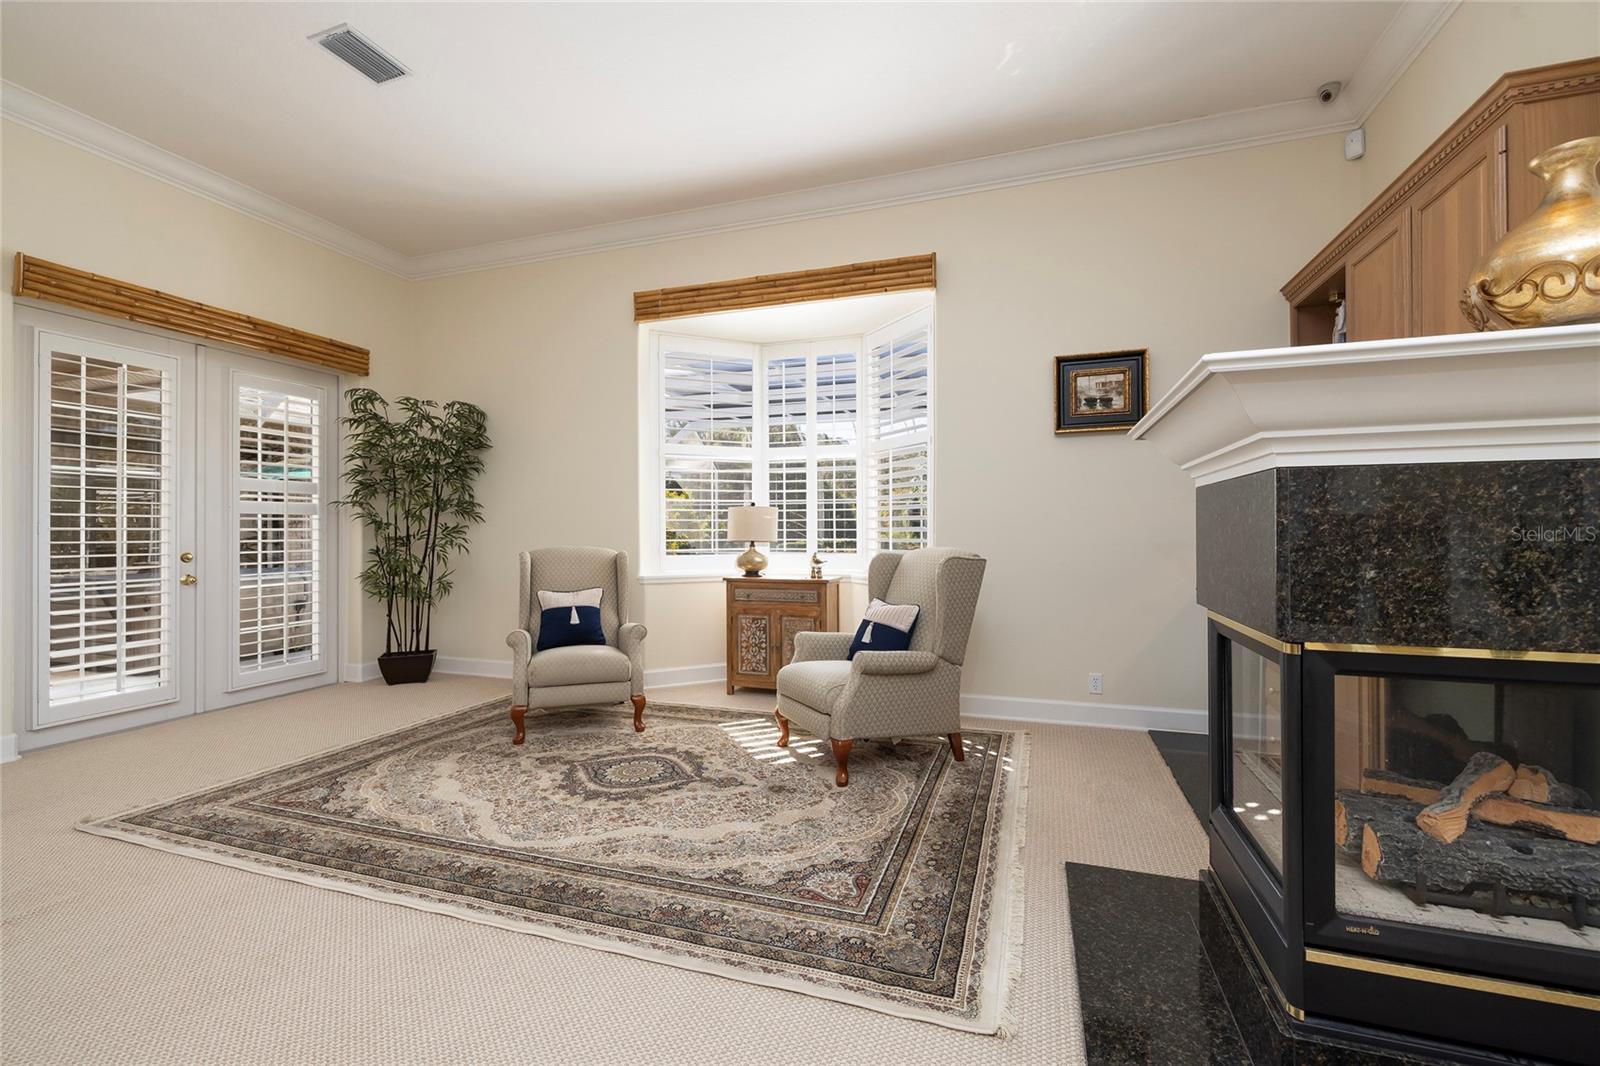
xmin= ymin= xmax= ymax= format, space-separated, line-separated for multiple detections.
xmin=1462 ymin=136 xmax=1600 ymax=330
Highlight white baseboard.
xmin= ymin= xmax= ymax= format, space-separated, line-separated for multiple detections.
xmin=342 ymin=661 xmax=381 ymax=683
xmin=1 ymin=734 xmax=18 ymax=764
xmin=644 ymin=663 xmax=726 ymax=689
xmin=434 ymin=655 xmax=508 ymax=678
xmin=961 ymin=693 xmax=1206 ymax=734
xmin=344 ymin=657 xmax=504 ymax=682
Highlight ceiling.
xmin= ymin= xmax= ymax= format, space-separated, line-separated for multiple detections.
xmin=0 ymin=2 xmax=1456 ymax=277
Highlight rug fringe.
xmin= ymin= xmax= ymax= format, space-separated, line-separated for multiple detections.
xmin=996 ymin=729 xmax=1031 ymax=1040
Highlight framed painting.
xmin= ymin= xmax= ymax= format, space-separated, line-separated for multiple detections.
xmin=1053 ymin=349 xmax=1148 ymax=434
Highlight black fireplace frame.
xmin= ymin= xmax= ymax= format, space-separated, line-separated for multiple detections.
xmin=1207 ymin=614 xmax=1600 ymax=1065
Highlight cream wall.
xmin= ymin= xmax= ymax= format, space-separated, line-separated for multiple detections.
xmin=402 ymin=0 xmax=1598 ymax=720
xmin=2 ymin=0 xmax=1591 ymax=748
xmin=1357 ymin=1 xmax=1600 ymax=199
xmin=0 ymin=121 xmax=412 ymax=744
xmin=401 ymin=134 xmax=1360 ymax=717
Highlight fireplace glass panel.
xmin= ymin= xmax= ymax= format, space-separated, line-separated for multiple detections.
xmin=1229 ymin=642 xmax=1284 ymax=876
xmin=1332 ymin=674 xmax=1599 ymax=950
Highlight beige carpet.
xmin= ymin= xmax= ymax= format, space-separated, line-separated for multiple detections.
xmin=1 ymin=676 xmax=1206 ymax=1066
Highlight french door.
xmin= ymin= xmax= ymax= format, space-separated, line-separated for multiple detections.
xmin=23 ymin=309 xmax=339 ymax=742
xmin=200 ymin=348 xmax=338 ymax=709
xmin=33 ymin=325 xmax=197 ymax=728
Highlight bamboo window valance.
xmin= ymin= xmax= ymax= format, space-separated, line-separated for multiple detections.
xmin=12 ymin=254 xmax=370 ymax=376
xmin=633 ymin=253 xmax=936 ymax=322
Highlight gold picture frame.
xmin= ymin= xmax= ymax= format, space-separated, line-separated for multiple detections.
xmin=1053 ymin=349 xmax=1149 ymax=434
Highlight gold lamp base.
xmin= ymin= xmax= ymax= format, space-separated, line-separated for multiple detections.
xmin=736 ymin=542 xmax=768 ymax=577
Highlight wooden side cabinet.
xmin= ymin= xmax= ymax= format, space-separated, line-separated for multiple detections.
xmin=724 ymin=577 xmax=841 ymax=693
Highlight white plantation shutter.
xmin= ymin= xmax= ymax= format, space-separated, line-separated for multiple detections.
xmin=865 ymin=311 xmax=932 ymax=551
xmin=234 ymin=379 xmax=323 ymax=679
xmin=768 ymin=459 xmax=807 ymax=551
xmin=664 ymin=459 xmax=752 ymax=554
xmin=663 ymin=346 xmax=754 ymax=447
xmin=39 ymin=336 xmax=177 ymax=718
xmin=659 ymin=337 xmax=758 ymax=562
xmin=766 ymin=354 xmax=806 ymax=448
xmin=814 ymin=350 xmax=859 ymax=446
xmin=650 ymin=314 xmax=928 ymax=573
xmin=816 ymin=457 xmax=857 ymax=553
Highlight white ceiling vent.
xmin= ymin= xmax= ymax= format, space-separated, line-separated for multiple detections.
xmin=309 ymin=24 xmax=409 ymax=84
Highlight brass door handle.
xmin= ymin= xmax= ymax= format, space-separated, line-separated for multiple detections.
xmin=180 ymin=551 xmax=194 ymax=563
xmin=180 ymin=574 xmax=197 ymax=586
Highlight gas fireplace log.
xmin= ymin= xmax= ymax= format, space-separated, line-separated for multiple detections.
xmin=1359 ymin=770 xmax=1443 ymax=805
xmin=1416 ymin=752 xmax=1516 ymax=844
xmin=1335 ymin=791 xmax=1424 ymax=854
xmin=1360 ymin=809 xmax=1600 ymax=900
xmin=1472 ymin=796 xmax=1600 ymax=845
xmin=1508 ymin=765 xmax=1595 ymax=811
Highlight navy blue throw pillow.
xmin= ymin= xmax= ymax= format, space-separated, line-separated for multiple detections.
xmin=847 ymin=599 xmax=921 ymax=659
xmin=535 ymin=587 xmax=607 ymax=651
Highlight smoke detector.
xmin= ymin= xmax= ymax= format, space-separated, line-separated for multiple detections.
xmin=310 ymin=24 xmax=410 ymax=85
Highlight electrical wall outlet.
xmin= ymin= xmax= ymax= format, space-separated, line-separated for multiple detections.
xmin=1088 ymin=672 xmax=1103 ymax=695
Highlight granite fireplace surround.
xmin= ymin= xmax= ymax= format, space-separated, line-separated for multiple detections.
xmin=1132 ymin=325 xmax=1600 ymax=1066
xmin=1196 ymin=458 xmax=1599 ymax=656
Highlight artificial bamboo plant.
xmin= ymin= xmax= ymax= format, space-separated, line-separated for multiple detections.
xmin=340 ymin=388 xmax=491 ymax=684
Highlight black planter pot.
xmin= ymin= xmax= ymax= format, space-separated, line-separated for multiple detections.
xmin=378 ymin=650 xmax=436 ymax=685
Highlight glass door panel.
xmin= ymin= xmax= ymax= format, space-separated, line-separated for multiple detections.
xmin=1228 ymin=639 xmax=1286 ymax=878
xmin=1331 ymin=671 xmax=1599 ymax=951
xmin=34 ymin=330 xmax=192 ymax=727
xmin=202 ymin=351 xmax=337 ymax=709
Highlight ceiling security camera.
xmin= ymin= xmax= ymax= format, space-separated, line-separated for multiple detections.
xmin=1318 ymin=81 xmax=1343 ymax=105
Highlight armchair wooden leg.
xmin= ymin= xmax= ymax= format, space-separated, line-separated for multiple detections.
xmin=631 ymin=694 xmax=646 ymax=732
xmin=510 ymin=705 xmax=527 ymax=745
xmin=830 ymin=739 xmax=854 ymax=787
xmin=948 ymin=732 xmax=965 ymax=761
xmin=774 ymin=709 xmax=790 ymax=747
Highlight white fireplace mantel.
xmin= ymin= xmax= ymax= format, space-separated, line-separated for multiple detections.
xmin=1128 ymin=324 xmax=1600 ymax=485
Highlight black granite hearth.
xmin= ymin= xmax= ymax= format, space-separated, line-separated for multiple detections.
xmin=1151 ymin=730 xmax=1209 ymax=825
xmin=1067 ymin=862 xmax=1250 ymax=1065
xmin=1065 ymin=863 xmax=1551 ymax=1066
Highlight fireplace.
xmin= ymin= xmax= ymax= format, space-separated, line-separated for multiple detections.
xmin=1131 ymin=325 xmax=1600 ymax=1064
xmin=1318 ymin=660 xmax=1598 ymax=950
xmin=1209 ymin=620 xmax=1598 ymax=1062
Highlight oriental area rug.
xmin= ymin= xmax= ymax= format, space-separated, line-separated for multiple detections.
xmin=80 ymin=699 xmax=1028 ymax=1033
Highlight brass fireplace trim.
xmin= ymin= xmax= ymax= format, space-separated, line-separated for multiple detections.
xmin=1206 ymin=612 xmax=1302 ymax=656
xmin=1305 ymin=949 xmax=1600 ymax=1012
xmin=1216 ymin=878 xmax=1306 ymax=1021
xmin=1301 ymin=641 xmax=1600 ymax=665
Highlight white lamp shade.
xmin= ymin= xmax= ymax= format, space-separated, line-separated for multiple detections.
xmin=728 ymin=505 xmax=778 ymax=543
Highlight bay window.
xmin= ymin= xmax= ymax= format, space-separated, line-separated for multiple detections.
xmin=645 ymin=305 xmax=932 ymax=577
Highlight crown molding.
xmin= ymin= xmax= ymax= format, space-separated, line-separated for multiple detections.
xmin=0 ymin=81 xmax=410 ymax=277
xmin=1 ymin=2 xmax=1456 ymax=281
xmin=1350 ymin=0 xmax=1461 ymax=126
xmin=405 ymin=98 xmax=1354 ymax=279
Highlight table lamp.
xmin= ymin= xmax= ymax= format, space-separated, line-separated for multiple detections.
xmin=727 ymin=505 xmax=778 ymax=577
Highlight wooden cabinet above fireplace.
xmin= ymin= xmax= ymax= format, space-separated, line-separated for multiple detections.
xmin=1282 ymin=56 xmax=1600 ymax=346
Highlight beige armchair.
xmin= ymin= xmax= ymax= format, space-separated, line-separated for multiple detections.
xmin=506 ymin=547 xmax=647 ymax=744
xmin=774 ymin=548 xmax=986 ymax=786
